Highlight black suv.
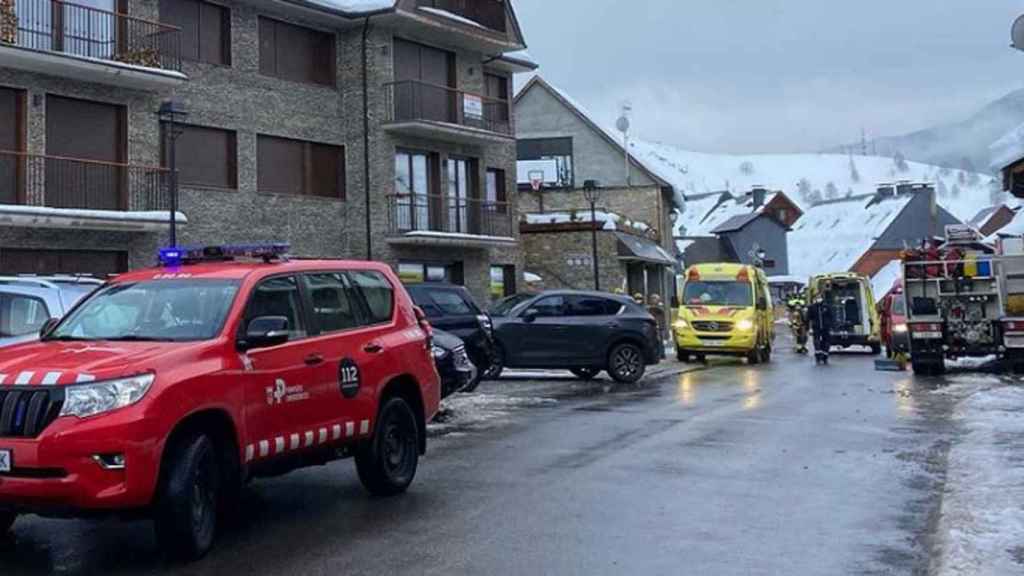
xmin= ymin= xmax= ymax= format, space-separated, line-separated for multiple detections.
xmin=491 ymin=291 xmax=663 ymax=383
xmin=405 ymin=283 xmax=496 ymax=391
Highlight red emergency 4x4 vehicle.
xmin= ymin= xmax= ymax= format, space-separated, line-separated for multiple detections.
xmin=0 ymin=245 xmax=440 ymax=559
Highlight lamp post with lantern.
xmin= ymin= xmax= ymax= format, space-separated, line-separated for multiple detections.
xmin=583 ymin=179 xmax=601 ymax=291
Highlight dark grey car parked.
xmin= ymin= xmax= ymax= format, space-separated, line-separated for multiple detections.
xmin=490 ymin=291 xmax=663 ymax=384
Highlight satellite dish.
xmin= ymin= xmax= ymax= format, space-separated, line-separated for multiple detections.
xmin=1013 ymin=14 xmax=1024 ymax=51
xmin=616 ymin=116 xmax=630 ymax=134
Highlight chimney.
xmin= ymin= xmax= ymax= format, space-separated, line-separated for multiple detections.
xmin=876 ymin=184 xmax=896 ymax=199
xmin=751 ymin=186 xmax=768 ymax=209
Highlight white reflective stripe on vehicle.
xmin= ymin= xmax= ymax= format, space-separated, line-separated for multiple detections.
xmin=304 ymin=431 xmax=315 ymax=447
xmin=41 ymin=372 xmax=62 ymax=385
xmin=346 ymin=422 xmax=355 ymax=437
xmin=274 ymin=437 xmax=285 ymax=454
xmin=245 ymin=445 xmax=254 ymax=463
xmin=332 ymin=425 xmax=342 ymax=441
xmin=259 ymin=440 xmax=270 ymax=458
xmin=14 ymin=372 xmax=34 ymax=385
xmin=360 ymin=420 xmax=370 ymax=435
xmin=318 ymin=428 xmax=328 ymax=444
xmin=75 ymin=374 xmax=96 ymax=383
xmin=290 ymin=434 xmax=300 ymax=450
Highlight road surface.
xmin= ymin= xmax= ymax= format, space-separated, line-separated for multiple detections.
xmin=0 ymin=338 xmax=1005 ymax=575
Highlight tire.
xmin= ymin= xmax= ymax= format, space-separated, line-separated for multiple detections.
xmin=912 ymin=358 xmax=942 ymax=376
xmin=762 ymin=342 xmax=772 ymax=363
xmin=676 ymin=348 xmax=690 ymax=363
xmin=153 ymin=433 xmax=221 ymax=561
xmin=0 ymin=511 xmax=15 ymax=534
xmin=355 ymin=397 xmax=420 ymax=497
xmin=484 ymin=344 xmax=505 ymax=381
xmin=571 ymin=368 xmax=601 ymax=380
xmin=607 ymin=343 xmax=646 ymax=384
xmin=746 ymin=342 xmax=761 ymax=365
xmin=695 ymin=354 xmax=707 ymax=364
xmin=461 ymin=370 xmax=483 ymax=393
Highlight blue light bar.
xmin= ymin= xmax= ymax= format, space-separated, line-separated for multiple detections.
xmin=158 ymin=243 xmax=290 ymax=266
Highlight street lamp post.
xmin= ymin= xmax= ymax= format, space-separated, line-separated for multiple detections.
xmin=158 ymin=101 xmax=189 ymax=248
xmin=583 ymin=179 xmax=601 ymax=291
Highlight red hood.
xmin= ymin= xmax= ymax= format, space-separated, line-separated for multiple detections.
xmin=0 ymin=340 xmax=192 ymax=386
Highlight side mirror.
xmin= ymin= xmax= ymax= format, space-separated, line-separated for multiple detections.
xmin=239 ymin=316 xmax=290 ymax=351
xmin=757 ymin=297 xmax=768 ymax=311
xmin=39 ymin=317 xmax=59 ymax=338
xmin=522 ymin=309 xmax=539 ymax=323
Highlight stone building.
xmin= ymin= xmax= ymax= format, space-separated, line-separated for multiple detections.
xmin=0 ymin=0 xmax=533 ymax=303
xmin=513 ymin=75 xmax=678 ymax=312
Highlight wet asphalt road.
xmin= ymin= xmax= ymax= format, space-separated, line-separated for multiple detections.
xmin=0 ymin=337 xmax=965 ymax=575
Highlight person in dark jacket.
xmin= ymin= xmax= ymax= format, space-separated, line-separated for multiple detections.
xmin=809 ymin=288 xmax=835 ymax=357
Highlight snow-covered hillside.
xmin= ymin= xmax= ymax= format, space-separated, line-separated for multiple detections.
xmin=629 ymin=140 xmax=1004 ymax=225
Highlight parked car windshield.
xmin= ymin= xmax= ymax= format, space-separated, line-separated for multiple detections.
xmin=0 ymin=292 xmax=51 ymax=338
xmin=48 ymin=280 xmax=240 ymax=342
xmin=684 ymin=281 xmax=753 ymax=307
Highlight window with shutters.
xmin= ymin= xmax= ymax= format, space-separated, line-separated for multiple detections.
xmin=162 ymin=124 xmax=237 ymax=189
xmin=160 ymin=0 xmax=230 ymax=65
xmin=259 ymin=17 xmax=335 ymax=86
xmin=257 ymin=135 xmax=345 ymax=199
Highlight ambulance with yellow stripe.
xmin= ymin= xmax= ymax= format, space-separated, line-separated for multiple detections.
xmin=673 ymin=263 xmax=775 ymax=364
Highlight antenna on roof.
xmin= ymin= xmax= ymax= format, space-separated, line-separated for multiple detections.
xmin=616 ymin=101 xmax=632 ymax=187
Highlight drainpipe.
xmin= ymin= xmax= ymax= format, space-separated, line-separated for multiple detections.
xmin=362 ymin=16 xmax=373 ymax=260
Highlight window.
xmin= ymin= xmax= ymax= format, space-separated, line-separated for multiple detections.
xmin=163 ymin=124 xmax=237 ymax=189
xmin=490 ymin=265 xmax=516 ymax=300
xmin=429 ymin=290 xmax=475 ymax=315
xmin=0 ymin=87 xmax=24 ymax=205
xmin=398 ymin=262 xmax=463 ymax=285
xmin=447 ymin=157 xmax=476 ymax=233
xmin=484 ymin=73 xmax=510 ymax=125
xmin=258 ymin=135 xmax=345 ymax=199
xmin=259 ymin=17 xmax=335 ymax=86
xmin=46 ymin=95 xmax=126 ymax=210
xmin=0 ymin=249 xmax=126 ymax=276
xmin=161 ymin=0 xmax=230 ymax=65
xmin=349 ymin=271 xmax=395 ymax=324
xmin=395 ymin=151 xmax=434 ymax=230
xmin=393 ymin=39 xmax=455 ymax=124
xmin=486 ymin=168 xmax=507 ymax=213
xmin=567 ymin=296 xmax=623 ymax=317
xmin=777 ymin=208 xmax=788 ymax=223
xmin=517 ymin=137 xmax=574 ymax=189
xmin=527 ymin=296 xmax=565 ymax=318
xmin=244 ymin=276 xmax=306 ymax=340
xmin=303 ymin=273 xmax=358 ymax=334
xmin=0 ymin=294 xmax=50 ymax=338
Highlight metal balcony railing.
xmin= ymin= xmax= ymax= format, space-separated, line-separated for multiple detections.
xmin=384 ymin=80 xmax=512 ymax=136
xmin=2 ymin=0 xmax=182 ymax=72
xmin=387 ymin=193 xmax=512 ymax=239
xmin=417 ymin=0 xmax=506 ymax=32
xmin=0 ymin=150 xmax=170 ymax=211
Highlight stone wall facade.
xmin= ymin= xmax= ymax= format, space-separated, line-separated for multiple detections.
xmin=0 ymin=0 xmax=522 ymax=304
xmin=521 ymin=229 xmax=625 ymax=293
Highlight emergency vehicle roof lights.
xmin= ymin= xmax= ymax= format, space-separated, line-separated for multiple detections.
xmin=159 ymin=243 xmax=291 ymax=266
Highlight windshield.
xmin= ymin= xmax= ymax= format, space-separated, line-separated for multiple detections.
xmin=490 ymin=293 xmax=535 ymax=316
xmin=48 ymin=280 xmax=240 ymax=342
xmin=891 ymin=297 xmax=906 ymax=315
xmin=684 ymin=281 xmax=753 ymax=307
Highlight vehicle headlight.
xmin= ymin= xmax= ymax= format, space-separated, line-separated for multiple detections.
xmin=432 ymin=345 xmax=449 ymax=360
xmin=60 ymin=373 xmax=155 ymax=419
xmin=893 ymin=323 xmax=908 ymax=334
xmin=673 ymin=319 xmax=689 ymax=330
xmin=736 ymin=319 xmax=755 ymax=331
xmin=477 ymin=314 xmax=494 ymax=335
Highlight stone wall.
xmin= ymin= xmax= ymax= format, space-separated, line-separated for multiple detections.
xmin=521 ymin=229 xmax=625 ymax=293
xmin=519 ymin=185 xmax=669 ymax=245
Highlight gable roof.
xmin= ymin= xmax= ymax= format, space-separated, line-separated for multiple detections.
xmin=711 ymin=213 xmax=777 ymax=235
xmin=514 ymin=76 xmax=672 ymax=191
xmin=787 ymin=194 xmax=914 ymax=279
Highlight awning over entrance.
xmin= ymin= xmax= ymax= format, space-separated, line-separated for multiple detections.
xmin=615 ymin=232 xmax=675 ymax=266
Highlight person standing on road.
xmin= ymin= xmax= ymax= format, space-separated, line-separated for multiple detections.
xmin=809 ymin=286 xmax=834 ymax=358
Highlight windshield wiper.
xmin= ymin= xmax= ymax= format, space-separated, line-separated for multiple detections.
xmin=102 ymin=335 xmax=177 ymax=342
xmin=44 ymin=335 xmax=94 ymax=342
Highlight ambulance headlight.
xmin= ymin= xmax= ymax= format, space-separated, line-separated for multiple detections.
xmin=893 ymin=323 xmax=908 ymax=334
xmin=736 ymin=319 xmax=755 ymax=332
xmin=60 ymin=373 xmax=155 ymax=419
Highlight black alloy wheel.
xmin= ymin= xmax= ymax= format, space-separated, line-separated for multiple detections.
xmin=608 ymin=343 xmax=645 ymax=384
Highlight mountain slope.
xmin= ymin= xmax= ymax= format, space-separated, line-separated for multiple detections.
xmin=831 ymin=88 xmax=1024 ymax=174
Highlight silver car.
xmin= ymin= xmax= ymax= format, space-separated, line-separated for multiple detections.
xmin=0 ymin=276 xmax=103 ymax=347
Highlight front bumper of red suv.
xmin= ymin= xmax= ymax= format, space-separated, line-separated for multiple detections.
xmin=0 ymin=412 xmax=162 ymax=515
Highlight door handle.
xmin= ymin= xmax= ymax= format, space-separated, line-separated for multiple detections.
xmin=304 ymin=353 xmax=325 ymax=366
xmin=364 ymin=342 xmax=384 ymax=354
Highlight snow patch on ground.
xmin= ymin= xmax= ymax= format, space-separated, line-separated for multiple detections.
xmin=946 ymin=355 xmax=999 ymax=370
xmin=934 ymin=384 xmax=1024 ymax=575
xmin=428 ymin=393 xmax=558 ymax=434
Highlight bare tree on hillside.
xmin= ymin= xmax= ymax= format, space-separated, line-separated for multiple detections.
xmin=849 ymin=156 xmax=860 ymax=183
xmin=797 ymin=178 xmax=813 ymax=203
xmin=739 ymin=161 xmax=755 ymax=176
xmin=894 ymin=151 xmax=909 ymax=172
xmin=825 ymin=181 xmax=838 ymax=199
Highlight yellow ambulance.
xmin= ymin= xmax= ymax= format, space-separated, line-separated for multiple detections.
xmin=673 ymin=263 xmax=775 ymax=364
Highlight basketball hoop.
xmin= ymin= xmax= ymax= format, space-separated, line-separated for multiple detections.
xmin=528 ymin=170 xmax=544 ymax=193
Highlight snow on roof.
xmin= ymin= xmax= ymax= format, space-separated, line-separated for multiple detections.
xmin=787 ymin=194 xmax=913 ymax=279
xmin=871 ymin=260 xmax=903 ymax=302
xmin=990 ymin=121 xmax=1024 ymax=171
xmin=523 ymin=210 xmax=651 ymax=234
xmin=969 ymin=205 xmax=1002 ymax=227
xmin=630 ymin=139 xmax=996 ymax=230
xmin=418 ymin=6 xmax=484 ymax=28
xmin=301 ymin=0 xmax=395 ymax=14
xmin=990 ymin=208 xmax=1024 ymax=239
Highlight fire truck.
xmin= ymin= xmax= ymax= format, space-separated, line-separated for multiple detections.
xmin=902 ymin=225 xmax=1024 ymax=375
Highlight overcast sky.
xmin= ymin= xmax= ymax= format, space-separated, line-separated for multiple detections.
xmin=513 ymin=1 xmax=1024 ymax=154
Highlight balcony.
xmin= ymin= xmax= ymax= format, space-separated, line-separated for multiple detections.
xmin=386 ymin=193 xmax=515 ymax=247
xmin=0 ymin=0 xmax=184 ymax=90
xmin=416 ymin=0 xmax=506 ymax=33
xmin=383 ymin=81 xmax=513 ymax=145
xmin=0 ymin=150 xmax=182 ymax=232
